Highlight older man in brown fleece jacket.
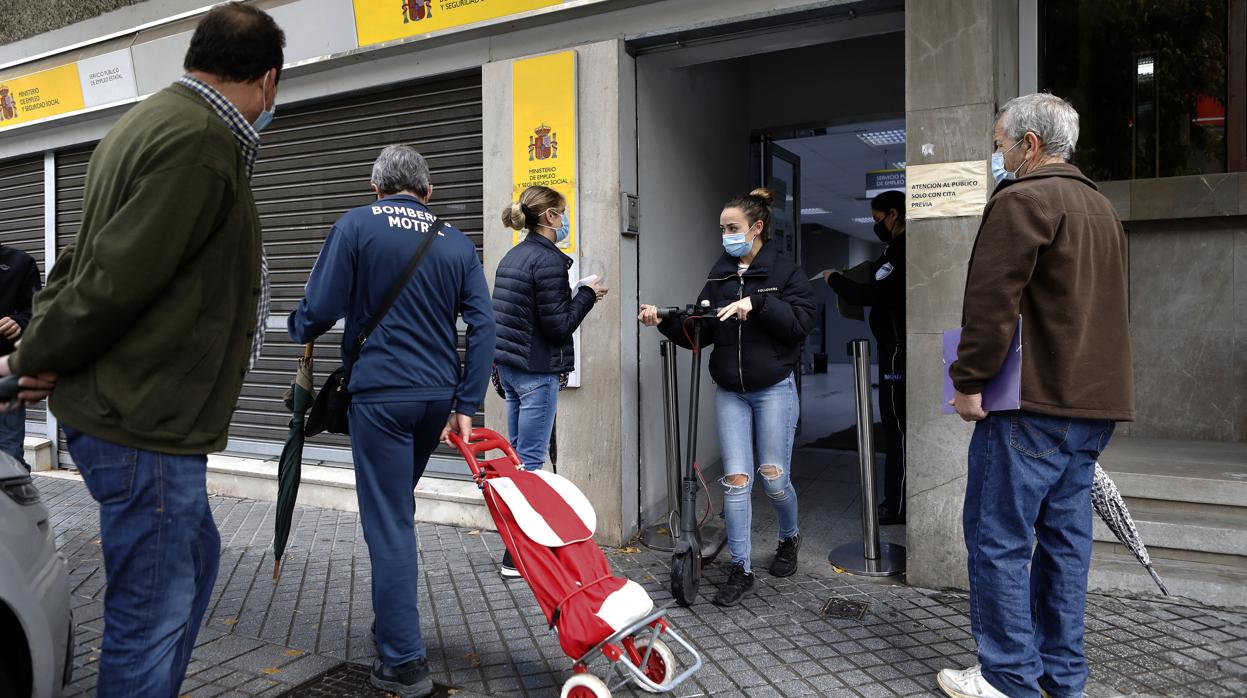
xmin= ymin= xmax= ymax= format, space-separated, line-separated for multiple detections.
xmin=939 ymin=93 xmax=1134 ymax=698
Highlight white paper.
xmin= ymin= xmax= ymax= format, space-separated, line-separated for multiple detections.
xmin=573 ymin=273 xmax=599 ymax=290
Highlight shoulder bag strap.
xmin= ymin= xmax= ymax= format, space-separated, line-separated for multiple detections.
xmin=349 ymin=217 xmax=446 ymax=361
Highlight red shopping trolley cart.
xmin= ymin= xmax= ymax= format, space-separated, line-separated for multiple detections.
xmin=448 ymin=429 xmax=702 ymax=697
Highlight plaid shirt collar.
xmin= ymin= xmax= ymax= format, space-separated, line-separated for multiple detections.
xmin=177 ymin=75 xmax=260 ymax=177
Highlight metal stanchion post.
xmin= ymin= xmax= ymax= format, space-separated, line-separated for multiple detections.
xmin=828 ymin=339 xmax=906 ymax=577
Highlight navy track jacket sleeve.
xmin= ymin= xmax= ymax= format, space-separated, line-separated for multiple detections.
xmin=288 ymin=221 xmax=355 ymax=345
xmin=455 ymin=252 xmax=495 ymax=416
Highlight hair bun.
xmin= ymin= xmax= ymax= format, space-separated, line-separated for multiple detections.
xmin=749 ymin=188 xmax=774 ymax=207
xmin=500 ymin=201 xmax=526 ymax=230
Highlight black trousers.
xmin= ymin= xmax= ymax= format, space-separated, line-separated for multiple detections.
xmin=877 ymin=375 xmax=907 ymax=515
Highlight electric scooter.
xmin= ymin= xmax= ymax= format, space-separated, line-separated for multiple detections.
xmin=654 ymin=301 xmax=728 ymax=607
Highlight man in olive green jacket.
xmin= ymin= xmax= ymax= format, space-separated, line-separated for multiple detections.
xmin=0 ymin=5 xmax=285 ymax=696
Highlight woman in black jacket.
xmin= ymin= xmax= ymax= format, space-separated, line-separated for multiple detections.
xmin=639 ymin=188 xmax=816 ymax=607
xmin=492 ymin=185 xmax=607 ymax=576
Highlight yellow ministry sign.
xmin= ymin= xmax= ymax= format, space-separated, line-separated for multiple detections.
xmin=512 ymin=51 xmax=577 ymax=252
xmin=0 ymin=64 xmax=86 ymax=129
xmin=353 ymin=0 xmax=563 ymax=48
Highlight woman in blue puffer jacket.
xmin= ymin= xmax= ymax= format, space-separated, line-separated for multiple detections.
xmin=491 ymin=185 xmax=608 ymax=576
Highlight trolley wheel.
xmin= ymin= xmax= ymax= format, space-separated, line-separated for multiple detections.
xmin=561 ymin=673 xmax=612 ymax=698
xmin=632 ymin=637 xmax=676 ymax=692
xmin=670 ymin=548 xmax=700 ymax=607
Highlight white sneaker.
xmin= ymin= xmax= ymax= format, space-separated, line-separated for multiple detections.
xmin=937 ymin=665 xmax=1010 ymax=698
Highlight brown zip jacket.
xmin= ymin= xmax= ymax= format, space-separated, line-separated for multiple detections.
xmin=950 ymin=162 xmax=1135 ymax=421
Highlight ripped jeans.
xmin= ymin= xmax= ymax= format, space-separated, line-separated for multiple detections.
xmin=715 ymin=373 xmax=800 ymax=573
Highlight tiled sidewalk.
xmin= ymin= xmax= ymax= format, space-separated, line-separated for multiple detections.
xmin=37 ymin=474 xmax=1247 ymax=698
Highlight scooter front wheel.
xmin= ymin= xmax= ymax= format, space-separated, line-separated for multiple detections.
xmin=670 ymin=548 xmax=700 ymax=607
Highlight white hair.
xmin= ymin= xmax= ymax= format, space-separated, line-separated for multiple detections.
xmin=996 ymin=93 xmax=1080 ymax=161
xmin=371 ymin=145 xmax=431 ymax=197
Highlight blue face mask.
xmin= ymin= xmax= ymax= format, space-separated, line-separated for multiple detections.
xmin=252 ymin=74 xmax=276 ymax=133
xmin=539 ymin=209 xmax=570 ymax=243
xmin=722 ymin=231 xmax=754 ymax=258
xmin=990 ymin=139 xmax=1024 ymax=186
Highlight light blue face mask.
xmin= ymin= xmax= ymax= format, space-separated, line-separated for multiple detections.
xmin=253 ymin=74 xmax=276 ymax=133
xmin=540 ymin=209 xmax=570 ymax=243
xmin=990 ymin=139 xmax=1024 ymax=186
xmin=554 ymin=211 xmax=570 ymax=243
xmin=722 ymin=231 xmax=754 ymax=258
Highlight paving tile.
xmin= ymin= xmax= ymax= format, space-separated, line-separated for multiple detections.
xmin=34 ymin=475 xmax=1247 ymax=698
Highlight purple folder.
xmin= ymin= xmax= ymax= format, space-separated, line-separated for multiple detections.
xmin=942 ymin=317 xmax=1022 ymax=414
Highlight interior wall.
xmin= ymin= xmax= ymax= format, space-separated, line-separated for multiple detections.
xmin=636 ymin=54 xmax=750 ymax=523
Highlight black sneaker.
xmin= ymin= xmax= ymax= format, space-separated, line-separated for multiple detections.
xmin=500 ymin=550 xmax=521 ymax=579
xmin=369 ymin=657 xmax=433 ymax=697
xmin=769 ymin=533 xmax=801 ymax=577
xmin=712 ymin=562 xmax=754 ymax=607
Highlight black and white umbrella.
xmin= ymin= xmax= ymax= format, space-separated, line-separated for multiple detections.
xmin=1092 ymin=463 xmax=1169 ymax=595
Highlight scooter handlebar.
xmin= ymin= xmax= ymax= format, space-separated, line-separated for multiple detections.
xmin=654 ymin=303 xmax=735 ymax=320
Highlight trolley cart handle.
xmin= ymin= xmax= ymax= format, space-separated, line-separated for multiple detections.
xmin=447 ymin=428 xmax=524 ymax=478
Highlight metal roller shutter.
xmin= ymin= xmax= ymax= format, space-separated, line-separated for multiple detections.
xmin=54 ymin=146 xmax=93 ymax=253
xmin=238 ymin=71 xmax=484 ymax=473
xmin=0 ymin=155 xmax=47 ymax=426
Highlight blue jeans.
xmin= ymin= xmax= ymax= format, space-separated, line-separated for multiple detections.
xmin=0 ymin=403 xmax=27 ymax=469
xmin=497 ymin=364 xmax=560 ymax=471
xmin=715 ymin=373 xmax=800 ymax=573
xmin=349 ymin=399 xmax=451 ymax=666
xmin=63 ymin=425 xmax=218 ymax=698
xmin=964 ymin=411 xmax=1115 ymax=698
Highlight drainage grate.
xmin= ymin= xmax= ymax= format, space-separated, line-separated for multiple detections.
xmin=820 ymin=596 xmax=870 ymax=621
xmin=278 ymin=662 xmax=461 ymax=697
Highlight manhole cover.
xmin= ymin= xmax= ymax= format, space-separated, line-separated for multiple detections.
xmin=820 ymin=597 xmax=870 ymax=620
xmin=279 ymin=662 xmax=461 ymax=697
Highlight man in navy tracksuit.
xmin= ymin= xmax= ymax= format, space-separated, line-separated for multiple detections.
xmin=288 ymin=146 xmax=494 ymax=698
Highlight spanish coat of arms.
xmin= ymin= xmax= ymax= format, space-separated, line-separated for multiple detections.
xmin=402 ymin=0 xmax=432 ymax=23
xmin=528 ymin=124 xmax=558 ymax=161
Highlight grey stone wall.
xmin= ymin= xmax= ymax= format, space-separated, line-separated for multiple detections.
xmin=1125 ymin=217 xmax=1247 ymax=443
xmin=902 ymin=0 xmax=1016 ymax=591
xmin=1095 ymin=177 xmax=1247 ymax=443
xmin=0 ymin=0 xmax=146 ymax=45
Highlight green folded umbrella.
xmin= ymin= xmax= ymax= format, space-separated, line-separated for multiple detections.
xmin=272 ymin=343 xmax=315 ymax=580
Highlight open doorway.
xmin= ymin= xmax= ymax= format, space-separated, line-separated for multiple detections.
xmin=764 ymin=119 xmax=906 ymax=450
xmin=634 ymin=10 xmax=907 ymax=576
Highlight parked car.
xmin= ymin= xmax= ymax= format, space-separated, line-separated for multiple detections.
xmin=0 ymin=452 xmax=72 ymax=697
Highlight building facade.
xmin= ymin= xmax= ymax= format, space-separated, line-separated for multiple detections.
xmin=0 ymin=0 xmax=1243 ymax=607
